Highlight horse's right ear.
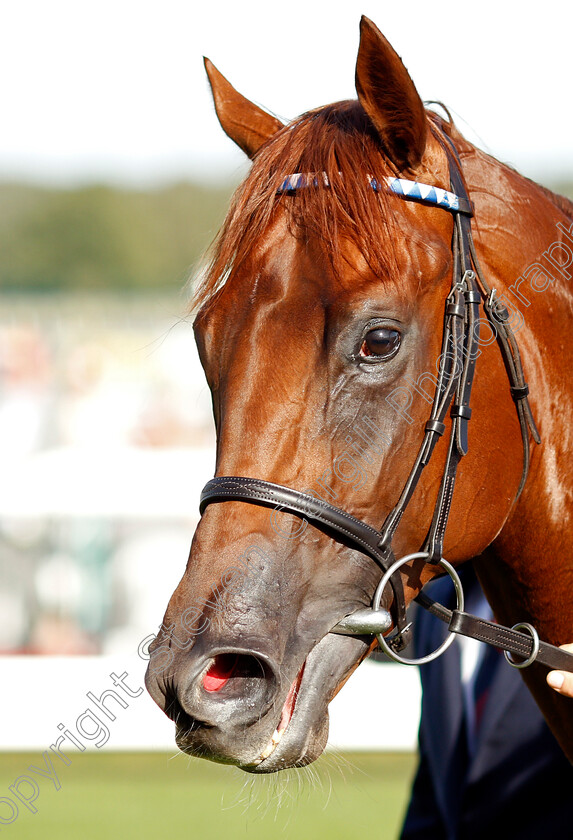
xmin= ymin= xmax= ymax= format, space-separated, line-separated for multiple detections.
xmin=355 ymin=17 xmax=427 ymax=171
xmin=204 ymin=58 xmax=284 ymax=159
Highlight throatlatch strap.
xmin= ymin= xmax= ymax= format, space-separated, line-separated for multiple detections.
xmin=468 ymin=235 xmax=541 ymax=496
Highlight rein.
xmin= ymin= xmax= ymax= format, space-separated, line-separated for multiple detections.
xmin=199 ymin=137 xmax=573 ymax=675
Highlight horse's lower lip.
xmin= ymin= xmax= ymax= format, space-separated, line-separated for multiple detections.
xmin=252 ymin=661 xmax=306 ymax=766
xmin=246 ymin=629 xmax=369 ymax=772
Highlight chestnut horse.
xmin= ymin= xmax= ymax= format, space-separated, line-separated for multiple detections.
xmin=146 ymin=17 xmax=573 ymax=770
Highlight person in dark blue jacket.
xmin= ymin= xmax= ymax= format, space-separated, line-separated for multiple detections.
xmin=400 ymin=564 xmax=573 ymax=840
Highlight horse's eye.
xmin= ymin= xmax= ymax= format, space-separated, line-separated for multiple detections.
xmin=360 ymin=328 xmax=401 ymax=360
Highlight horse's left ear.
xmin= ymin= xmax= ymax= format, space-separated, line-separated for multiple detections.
xmin=204 ymin=58 xmax=284 ymax=159
xmin=355 ymin=17 xmax=427 ymax=171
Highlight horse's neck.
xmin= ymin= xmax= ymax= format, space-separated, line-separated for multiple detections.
xmin=463 ymin=148 xmax=573 ymax=642
xmin=535 ymin=181 xmax=573 ymax=222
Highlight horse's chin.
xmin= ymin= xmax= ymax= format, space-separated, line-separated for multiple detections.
xmin=175 ymin=632 xmax=370 ymax=773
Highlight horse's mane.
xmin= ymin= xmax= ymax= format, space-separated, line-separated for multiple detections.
xmin=535 ymin=182 xmax=573 ymax=220
xmin=192 ymin=100 xmax=401 ymax=312
xmin=435 ymin=109 xmax=573 ymax=221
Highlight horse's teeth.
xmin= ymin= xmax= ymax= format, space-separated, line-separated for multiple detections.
xmin=258 ymin=728 xmax=283 ymax=761
xmin=260 ymin=740 xmax=275 ymax=760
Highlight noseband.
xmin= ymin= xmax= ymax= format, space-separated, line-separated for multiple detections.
xmin=199 ymin=135 xmax=573 ymax=673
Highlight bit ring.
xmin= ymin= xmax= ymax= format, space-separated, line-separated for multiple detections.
xmin=373 ymin=552 xmax=465 ymax=666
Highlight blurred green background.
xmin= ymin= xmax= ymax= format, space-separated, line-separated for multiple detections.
xmin=0 ymin=180 xmax=235 ymax=293
xmin=0 ymin=752 xmax=415 ymax=840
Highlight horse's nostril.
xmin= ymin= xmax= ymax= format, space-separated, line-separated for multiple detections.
xmin=202 ymin=653 xmax=270 ymax=697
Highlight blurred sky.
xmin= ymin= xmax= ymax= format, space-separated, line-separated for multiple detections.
xmin=1 ymin=0 xmax=572 ymax=187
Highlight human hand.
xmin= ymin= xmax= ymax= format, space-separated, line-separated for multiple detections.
xmin=546 ymin=644 xmax=573 ymax=697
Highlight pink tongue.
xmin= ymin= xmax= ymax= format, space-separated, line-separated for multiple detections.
xmin=203 ymin=655 xmax=238 ymax=692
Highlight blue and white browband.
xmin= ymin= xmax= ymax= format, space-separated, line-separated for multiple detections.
xmin=277 ymin=173 xmax=473 ymax=216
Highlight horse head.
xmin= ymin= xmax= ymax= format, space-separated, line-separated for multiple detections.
xmin=146 ymin=17 xmax=573 ymax=769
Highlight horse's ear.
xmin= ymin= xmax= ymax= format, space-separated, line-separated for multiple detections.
xmin=204 ymin=58 xmax=284 ymax=159
xmin=355 ymin=17 xmax=427 ymax=171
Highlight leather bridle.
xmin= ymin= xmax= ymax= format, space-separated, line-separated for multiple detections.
xmin=198 ymin=135 xmax=573 ymax=674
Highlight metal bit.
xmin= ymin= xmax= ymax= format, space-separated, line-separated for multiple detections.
xmin=330 ymin=608 xmax=392 ymax=636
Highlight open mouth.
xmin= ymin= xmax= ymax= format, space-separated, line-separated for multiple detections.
xmin=203 ymin=653 xmax=241 ymax=692
xmin=252 ymin=661 xmax=306 ymax=766
xmin=166 ymin=628 xmax=371 ymax=773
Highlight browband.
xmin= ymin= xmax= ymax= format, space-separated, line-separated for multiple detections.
xmin=277 ymin=172 xmax=474 ymax=216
